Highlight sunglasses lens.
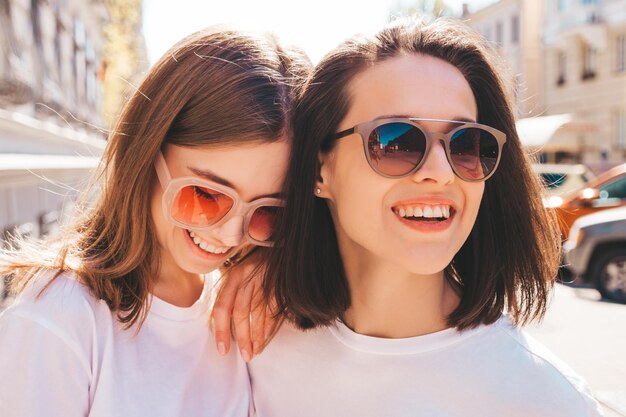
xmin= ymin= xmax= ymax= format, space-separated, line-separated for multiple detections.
xmin=249 ymin=205 xmax=283 ymax=244
xmin=171 ymin=185 xmax=234 ymax=227
xmin=367 ymin=122 xmax=426 ymax=176
xmin=449 ymin=128 xmax=500 ymax=180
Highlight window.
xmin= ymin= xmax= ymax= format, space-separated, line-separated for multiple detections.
xmin=30 ymin=0 xmax=41 ymax=46
xmin=558 ymin=0 xmax=568 ymax=12
xmin=39 ymin=211 xmax=59 ymax=237
xmin=511 ymin=15 xmax=520 ymax=44
xmin=495 ymin=21 xmax=503 ymax=46
xmin=0 ymin=0 xmax=18 ymax=56
xmin=617 ymin=34 xmax=626 ymax=72
xmin=55 ymin=19 xmax=61 ymax=71
xmin=600 ymin=176 xmax=626 ymax=200
xmin=616 ymin=110 xmax=626 ymax=149
xmin=582 ymin=44 xmax=597 ymax=80
xmin=557 ymin=52 xmax=566 ymax=85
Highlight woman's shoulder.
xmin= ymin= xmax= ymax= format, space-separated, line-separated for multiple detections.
xmin=484 ymin=316 xmax=603 ymax=416
xmin=490 ymin=316 xmax=585 ymax=382
xmin=2 ymin=269 xmax=111 ymax=338
xmin=11 ymin=269 xmax=101 ymax=308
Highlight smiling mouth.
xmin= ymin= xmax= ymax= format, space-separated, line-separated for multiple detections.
xmin=186 ymin=229 xmax=231 ymax=254
xmin=392 ymin=204 xmax=455 ymax=222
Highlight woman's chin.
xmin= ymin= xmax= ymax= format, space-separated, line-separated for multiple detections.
xmin=183 ymin=260 xmax=223 ymax=275
xmin=401 ymin=256 xmax=454 ymax=277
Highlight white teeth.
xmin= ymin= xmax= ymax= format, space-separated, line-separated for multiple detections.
xmin=395 ymin=205 xmax=452 ymax=219
xmin=187 ymin=230 xmax=230 ymax=254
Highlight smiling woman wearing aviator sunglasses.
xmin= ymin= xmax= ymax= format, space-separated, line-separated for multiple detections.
xmin=247 ymin=18 xmax=603 ymax=417
xmin=0 ymin=28 xmax=309 ymax=416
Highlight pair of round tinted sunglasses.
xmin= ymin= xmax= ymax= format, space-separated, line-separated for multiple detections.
xmin=333 ymin=117 xmax=507 ymax=181
xmin=154 ymin=151 xmax=283 ymax=247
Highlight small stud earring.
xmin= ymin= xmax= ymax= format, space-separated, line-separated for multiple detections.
xmin=315 ymin=188 xmax=321 ymax=195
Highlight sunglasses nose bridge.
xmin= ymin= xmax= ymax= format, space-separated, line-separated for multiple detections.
xmin=429 ymin=132 xmax=448 ymax=144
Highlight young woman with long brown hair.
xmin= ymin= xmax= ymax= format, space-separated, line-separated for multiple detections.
xmin=248 ymin=18 xmax=603 ymax=417
xmin=0 ymin=28 xmax=309 ymax=416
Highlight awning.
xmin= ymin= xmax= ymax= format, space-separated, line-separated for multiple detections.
xmin=0 ymin=154 xmax=100 ymax=185
xmin=515 ymin=114 xmax=597 ymax=149
xmin=0 ymin=108 xmax=106 ymax=156
xmin=0 ymin=154 xmax=100 ymax=171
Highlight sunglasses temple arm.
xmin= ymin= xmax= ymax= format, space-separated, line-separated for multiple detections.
xmin=334 ymin=127 xmax=355 ymax=140
xmin=154 ymin=151 xmax=172 ymax=186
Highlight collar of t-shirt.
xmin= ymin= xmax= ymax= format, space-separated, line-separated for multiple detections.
xmin=149 ymin=273 xmax=215 ymax=322
xmin=328 ymin=315 xmax=507 ymax=355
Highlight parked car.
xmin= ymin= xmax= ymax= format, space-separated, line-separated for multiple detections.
xmin=532 ymin=163 xmax=595 ymax=199
xmin=562 ymin=206 xmax=626 ymax=303
xmin=548 ymin=163 xmax=626 ymax=237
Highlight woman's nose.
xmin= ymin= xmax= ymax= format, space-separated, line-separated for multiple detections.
xmin=213 ymin=215 xmax=245 ymax=247
xmin=410 ymin=139 xmax=455 ymax=185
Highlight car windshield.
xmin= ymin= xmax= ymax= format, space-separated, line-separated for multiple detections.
xmin=540 ymin=173 xmax=567 ymax=189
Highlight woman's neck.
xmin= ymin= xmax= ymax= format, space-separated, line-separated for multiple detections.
xmin=152 ymin=250 xmax=205 ymax=308
xmin=341 ymin=251 xmax=460 ymax=339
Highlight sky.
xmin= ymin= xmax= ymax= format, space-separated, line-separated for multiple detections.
xmin=142 ymin=0 xmax=498 ymax=65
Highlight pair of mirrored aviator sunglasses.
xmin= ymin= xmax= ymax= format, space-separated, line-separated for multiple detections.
xmin=154 ymin=151 xmax=284 ymax=247
xmin=333 ymin=117 xmax=507 ymax=182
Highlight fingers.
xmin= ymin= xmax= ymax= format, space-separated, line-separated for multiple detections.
xmin=249 ymin=279 xmax=266 ymax=356
xmin=212 ymin=252 xmax=274 ymax=362
xmin=211 ymin=270 xmax=241 ymax=356
xmin=263 ymin=295 xmax=281 ymax=344
xmin=232 ymin=272 xmax=255 ymax=362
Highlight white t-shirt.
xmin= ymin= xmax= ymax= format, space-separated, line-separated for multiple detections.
xmin=0 ymin=272 xmax=250 ymax=417
xmin=248 ymin=315 xmax=603 ymax=417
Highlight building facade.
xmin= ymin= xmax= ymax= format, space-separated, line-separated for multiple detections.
xmin=465 ymin=0 xmax=626 ymax=166
xmin=463 ymin=0 xmax=544 ymax=119
xmin=0 ymin=0 xmax=108 ymax=249
xmin=543 ymin=0 xmax=626 ymax=166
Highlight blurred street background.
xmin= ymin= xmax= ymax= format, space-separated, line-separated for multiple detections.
xmin=0 ymin=0 xmax=625 ymax=415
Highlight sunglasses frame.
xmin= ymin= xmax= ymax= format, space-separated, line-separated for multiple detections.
xmin=333 ymin=117 xmax=507 ymax=182
xmin=154 ymin=151 xmax=284 ymax=247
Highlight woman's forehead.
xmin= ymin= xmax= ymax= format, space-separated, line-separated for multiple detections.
xmin=343 ymin=54 xmax=477 ymax=126
xmin=163 ymin=141 xmax=290 ymax=200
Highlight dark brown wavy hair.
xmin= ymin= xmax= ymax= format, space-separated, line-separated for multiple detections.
xmin=1 ymin=27 xmax=311 ymax=329
xmin=265 ymin=18 xmax=561 ymax=330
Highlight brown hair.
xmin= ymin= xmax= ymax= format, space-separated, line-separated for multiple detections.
xmin=1 ymin=27 xmax=311 ymax=328
xmin=265 ymin=18 xmax=561 ymax=330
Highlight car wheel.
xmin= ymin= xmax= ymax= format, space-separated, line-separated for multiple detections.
xmin=590 ymin=247 xmax=626 ymax=303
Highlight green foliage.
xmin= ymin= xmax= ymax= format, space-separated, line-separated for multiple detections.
xmin=102 ymin=0 xmax=147 ymax=128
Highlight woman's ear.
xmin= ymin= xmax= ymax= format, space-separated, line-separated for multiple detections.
xmin=315 ymin=151 xmax=334 ymax=199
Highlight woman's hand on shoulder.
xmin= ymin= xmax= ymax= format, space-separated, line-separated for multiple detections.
xmin=211 ymin=255 xmax=279 ymax=362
